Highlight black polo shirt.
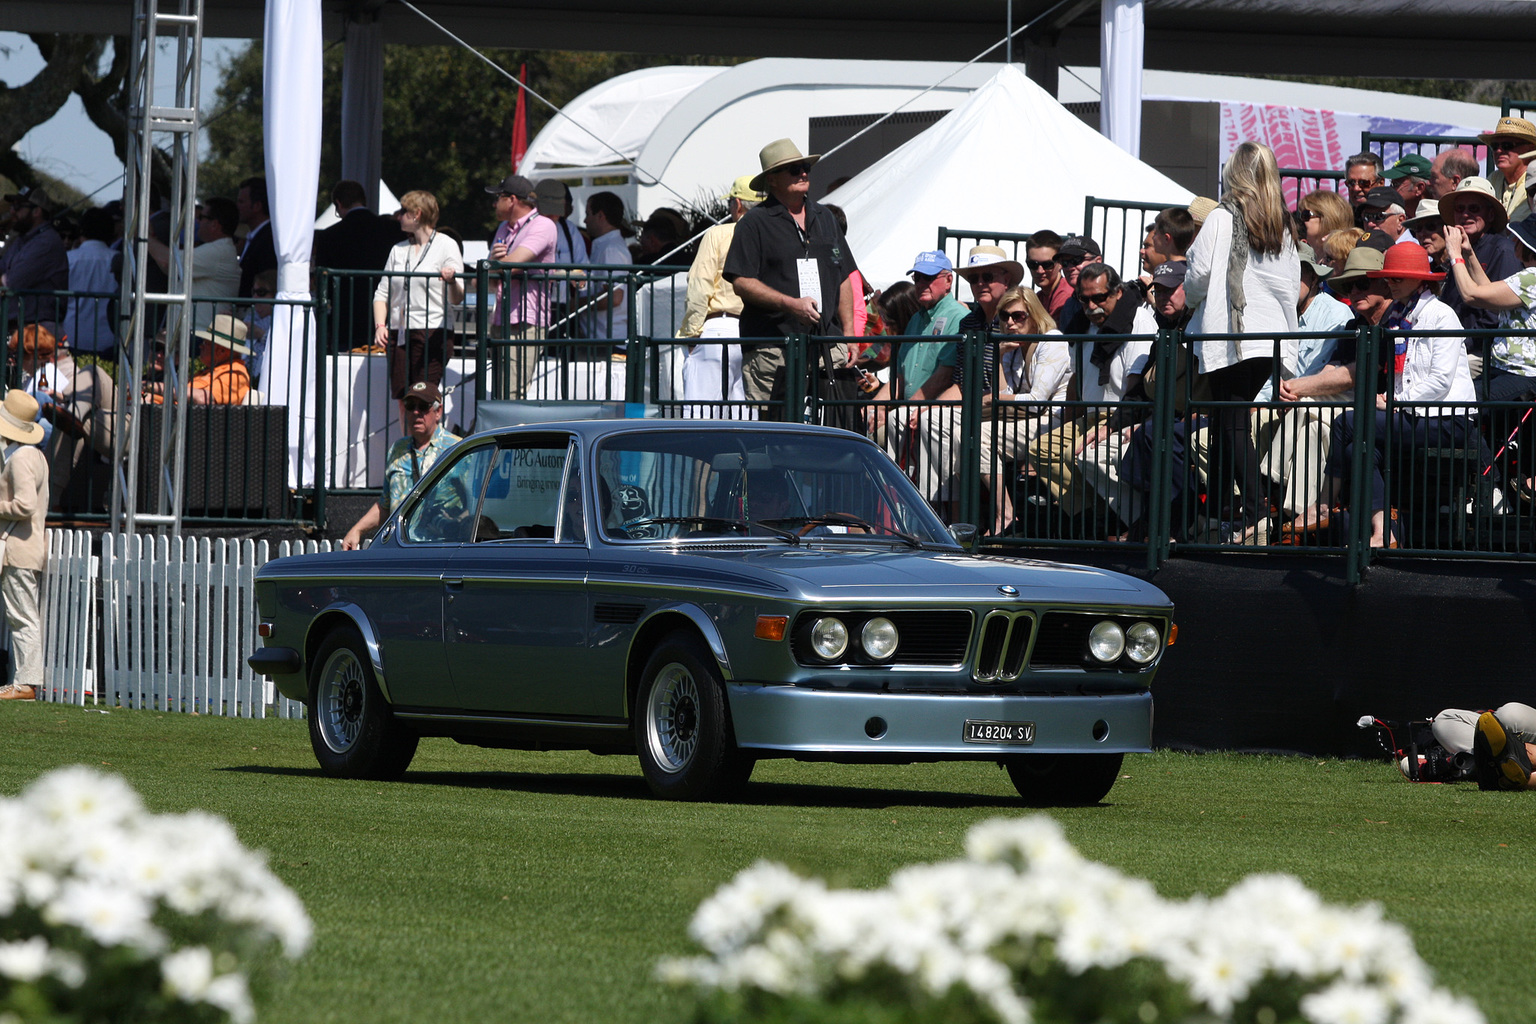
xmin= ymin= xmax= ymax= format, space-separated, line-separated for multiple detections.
xmin=723 ymin=195 xmax=857 ymax=344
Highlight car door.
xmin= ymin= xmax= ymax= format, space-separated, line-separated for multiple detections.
xmin=444 ymin=433 xmax=597 ymax=715
xmin=369 ymin=440 xmax=497 ymax=708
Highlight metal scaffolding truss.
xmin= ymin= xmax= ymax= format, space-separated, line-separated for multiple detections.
xmin=111 ymin=0 xmax=204 ymax=534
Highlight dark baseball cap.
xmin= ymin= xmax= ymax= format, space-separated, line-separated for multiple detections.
xmin=1356 ymin=228 xmax=1394 ymax=253
xmin=1381 ymin=154 xmax=1433 ymax=180
xmin=532 ymin=179 xmax=570 ymax=217
xmin=1360 ymin=186 xmax=1403 ymax=210
xmin=4 ymin=186 xmax=52 ymax=213
xmin=1151 ymin=260 xmax=1188 ymax=287
xmin=1057 ymin=234 xmax=1102 ymax=260
xmin=485 ymin=174 xmax=536 ymax=201
xmin=405 ymin=380 xmax=441 ymax=405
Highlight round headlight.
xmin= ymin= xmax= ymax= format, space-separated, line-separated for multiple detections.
xmin=861 ymin=617 xmax=900 ymax=661
xmin=1125 ymin=621 xmax=1161 ymax=664
xmin=810 ymin=617 xmax=849 ymax=660
xmin=1087 ymin=620 xmax=1126 ymax=663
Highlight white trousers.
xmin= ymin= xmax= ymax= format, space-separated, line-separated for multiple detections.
xmin=1433 ymin=702 xmax=1536 ymax=754
xmin=681 ymin=318 xmax=748 ymax=417
xmin=2 ymin=566 xmax=42 ymax=690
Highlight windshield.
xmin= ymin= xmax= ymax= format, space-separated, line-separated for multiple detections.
xmin=594 ymin=429 xmax=957 ymax=546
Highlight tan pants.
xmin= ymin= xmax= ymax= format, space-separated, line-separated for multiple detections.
xmin=1253 ymin=402 xmax=1341 ymax=517
xmin=1028 ymin=411 xmax=1110 ymax=517
xmin=2 ymin=566 xmax=42 ymax=691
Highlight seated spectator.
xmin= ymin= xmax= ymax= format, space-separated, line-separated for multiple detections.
xmin=1027 ymin=262 xmax=1150 ymax=538
xmin=1295 ymin=189 xmax=1355 ymax=252
xmin=1318 ymin=226 xmax=1368 ymax=279
xmin=865 ymin=251 xmax=965 ymax=453
xmin=914 ymin=246 xmax=1021 ymax=519
xmin=1025 ymin=229 xmax=1072 ymax=320
xmin=1405 ymin=210 xmax=1447 ymax=268
xmin=10 ymin=324 xmax=116 ymax=513
xmin=1344 ymin=151 xmax=1384 ymax=214
xmin=1052 ymin=234 xmax=1103 ymax=334
xmin=242 ymin=268 xmax=277 ymax=384
xmin=1429 ymin=147 xmax=1479 ymax=201
xmin=978 ymin=286 xmax=1070 ymax=531
xmin=1254 ymin=243 xmax=1356 ymax=528
xmin=144 ymin=315 xmax=253 ymax=406
xmin=1442 ymin=219 xmax=1536 ymax=499
xmin=1304 ymin=243 xmax=1475 ymax=548
xmin=1437 ymin=177 xmax=1522 ymax=373
xmin=1381 ymin=154 xmax=1434 ymax=217
xmin=61 ymin=207 xmax=119 ymax=359
xmin=1358 ymin=186 xmax=1412 ymax=246
xmin=1479 ymin=116 xmax=1536 ymax=224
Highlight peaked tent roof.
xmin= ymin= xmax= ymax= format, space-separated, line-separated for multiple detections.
xmin=826 ymin=65 xmax=1193 ymax=290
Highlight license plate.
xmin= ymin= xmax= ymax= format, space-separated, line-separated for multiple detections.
xmin=963 ymin=720 xmax=1036 ymax=744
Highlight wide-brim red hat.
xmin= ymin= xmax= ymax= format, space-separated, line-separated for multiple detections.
xmin=1366 ymin=240 xmax=1444 ymax=281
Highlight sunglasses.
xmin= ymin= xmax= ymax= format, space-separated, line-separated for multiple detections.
xmin=1055 ymin=255 xmax=1084 ymax=269
xmin=999 ymin=309 xmax=1032 ymax=324
xmin=971 ymin=271 xmax=1004 ymax=285
xmin=1343 ymin=279 xmax=1375 ymax=294
xmin=1024 ymin=258 xmax=1054 ymax=270
xmin=1360 ymin=208 xmax=1394 ymax=222
xmin=778 ymin=163 xmax=812 ymax=177
xmin=403 ymin=400 xmax=433 ymax=413
xmin=1080 ymin=290 xmax=1114 ymax=305
xmin=1490 ymin=139 xmax=1528 ymax=151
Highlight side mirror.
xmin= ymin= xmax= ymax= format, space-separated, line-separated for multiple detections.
xmin=948 ymin=523 xmax=978 ymax=551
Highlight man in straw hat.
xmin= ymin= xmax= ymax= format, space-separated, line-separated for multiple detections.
xmin=678 ymin=175 xmax=763 ymax=408
xmin=143 ymin=314 xmax=254 ymax=406
xmin=1437 ymin=176 xmax=1522 ymax=367
xmin=1480 ymin=116 xmax=1536 ymax=224
xmin=0 ymin=389 xmax=48 ymax=700
xmin=724 ymin=138 xmax=858 ymax=416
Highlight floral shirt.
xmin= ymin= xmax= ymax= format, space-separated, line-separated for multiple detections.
xmin=381 ymin=425 xmax=459 ymax=516
xmin=1494 ymin=268 xmax=1536 ymax=376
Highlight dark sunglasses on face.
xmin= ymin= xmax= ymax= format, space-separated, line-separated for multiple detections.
xmin=1025 ymin=258 xmax=1054 ymax=270
xmin=1000 ymin=309 xmax=1032 ymax=324
xmin=403 ymin=400 xmax=433 ymax=413
xmin=1344 ymin=279 xmax=1374 ymax=294
xmin=778 ymin=163 xmax=811 ymax=177
xmin=1361 ymin=208 xmax=1391 ymax=222
xmin=972 ymin=271 xmax=1004 ymax=285
xmin=1055 ymin=255 xmax=1084 ymax=269
xmin=1080 ymin=290 xmax=1113 ymax=305
xmin=1491 ymin=139 xmax=1527 ymax=151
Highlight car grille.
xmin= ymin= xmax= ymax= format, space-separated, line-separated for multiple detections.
xmin=973 ymin=611 xmax=1035 ymax=682
xmin=790 ymin=610 xmax=971 ymax=667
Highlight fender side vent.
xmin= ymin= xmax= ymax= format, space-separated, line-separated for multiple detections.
xmin=594 ymin=602 xmax=644 ymax=625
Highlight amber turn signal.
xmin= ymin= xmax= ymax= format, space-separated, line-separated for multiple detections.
xmin=258 ymin=622 xmax=273 ymax=638
xmin=1167 ymin=623 xmax=1178 ymax=646
xmin=755 ymin=615 xmax=788 ymax=641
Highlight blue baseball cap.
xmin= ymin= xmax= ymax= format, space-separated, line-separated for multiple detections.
xmin=908 ymin=250 xmax=953 ymax=276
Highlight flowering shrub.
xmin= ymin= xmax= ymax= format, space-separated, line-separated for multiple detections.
xmin=0 ymin=766 xmax=311 ymax=1023
xmin=660 ymin=816 xmax=1483 ymax=1024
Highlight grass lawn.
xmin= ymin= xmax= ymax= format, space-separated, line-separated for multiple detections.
xmin=1 ymin=701 xmax=1530 ymax=1023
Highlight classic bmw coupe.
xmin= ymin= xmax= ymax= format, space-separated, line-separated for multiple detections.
xmin=250 ymin=420 xmax=1174 ymax=804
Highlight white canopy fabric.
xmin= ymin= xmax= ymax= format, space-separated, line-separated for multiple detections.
xmin=521 ymin=65 xmax=728 ymax=174
xmin=263 ymin=0 xmax=323 ymax=489
xmin=824 ymin=65 xmax=1192 ymax=290
xmin=1100 ymin=0 xmax=1144 ymax=158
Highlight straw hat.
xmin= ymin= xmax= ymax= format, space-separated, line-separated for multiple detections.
xmin=1366 ymin=240 xmax=1444 ymax=282
xmin=0 ymin=389 xmax=44 ymax=446
xmin=1438 ymin=177 xmax=1509 ymax=234
xmin=749 ymin=139 xmax=820 ymax=193
xmin=953 ymin=245 xmax=1025 ymax=288
xmin=724 ymin=175 xmax=765 ymax=203
xmin=1187 ymin=196 xmax=1218 ymax=225
xmin=1477 ymin=115 xmax=1536 ymax=149
xmin=193 ymin=314 xmax=251 ymax=355
xmin=1329 ymin=245 xmax=1386 ymax=287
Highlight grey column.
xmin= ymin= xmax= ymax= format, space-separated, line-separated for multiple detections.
xmin=340 ymin=15 xmax=384 ymax=211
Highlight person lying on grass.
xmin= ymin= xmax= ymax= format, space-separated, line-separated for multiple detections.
xmin=1428 ymin=702 xmax=1536 ymax=790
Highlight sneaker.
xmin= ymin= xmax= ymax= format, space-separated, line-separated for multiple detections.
xmin=1476 ymin=712 xmax=1533 ymax=790
xmin=0 ymin=683 xmax=35 ymax=701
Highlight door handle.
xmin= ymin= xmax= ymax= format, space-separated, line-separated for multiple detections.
xmin=443 ymin=577 xmax=464 ymax=589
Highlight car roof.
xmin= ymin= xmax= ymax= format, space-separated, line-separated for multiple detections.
xmin=459 ymin=418 xmax=872 ymax=446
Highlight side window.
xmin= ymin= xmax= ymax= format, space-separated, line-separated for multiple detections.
xmin=475 ymin=441 xmax=570 ymax=540
xmin=401 ymin=445 xmax=493 ymax=545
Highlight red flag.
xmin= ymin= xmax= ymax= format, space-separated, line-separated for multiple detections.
xmin=510 ymin=63 xmax=528 ymax=172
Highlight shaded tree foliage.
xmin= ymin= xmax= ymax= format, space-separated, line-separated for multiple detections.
xmin=201 ymin=43 xmax=741 ymax=239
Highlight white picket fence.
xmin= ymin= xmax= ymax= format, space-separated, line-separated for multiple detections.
xmin=38 ymin=530 xmax=336 ymax=718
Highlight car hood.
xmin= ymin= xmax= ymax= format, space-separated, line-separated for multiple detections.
xmin=696 ymin=547 xmax=1166 ymax=605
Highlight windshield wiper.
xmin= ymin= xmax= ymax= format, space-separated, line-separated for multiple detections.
xmin=762 ymin=514 xmax=923 ymax=548
xmin=748 ymin=520 xmax=801 ymax=545
xmin=621 ymin=516 xmax=748 ymax=536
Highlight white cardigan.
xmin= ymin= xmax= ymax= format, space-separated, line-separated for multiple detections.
xmin=1184 ymin=206 xmax=1301 ymax=376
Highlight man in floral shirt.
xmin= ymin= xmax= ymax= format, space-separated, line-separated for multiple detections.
xmin=342 ymin=380 xmax=459 ymax=549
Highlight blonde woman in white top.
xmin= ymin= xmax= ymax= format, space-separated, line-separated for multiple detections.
xmin=373 ymin=190 xmax=465 ymax=401
xmin=981 ymin=286 xmax=1071 ymax=532
xmin=1184 ymin=140 xmax=1301 ymax=536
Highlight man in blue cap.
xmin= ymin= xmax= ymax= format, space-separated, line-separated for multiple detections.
xmin=865 ymin=249 xmax=968 ymax=439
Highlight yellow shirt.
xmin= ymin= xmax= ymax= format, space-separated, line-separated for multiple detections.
xmin=1489 ymin=167 xmax=1533 ymax=223
xmin=677 ymin=221 xmax=742 ymax=338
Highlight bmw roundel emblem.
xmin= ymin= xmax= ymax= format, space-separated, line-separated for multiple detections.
xmin=998 ymin=585 xmax=1019 ymax=597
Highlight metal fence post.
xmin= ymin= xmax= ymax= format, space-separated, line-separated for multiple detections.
xmin=1345 ymin=324 xmax=1380 ymax=584
xmin=1145 ymin=327 xmax=1180 ymax=570
xmin=313 ymin=280 xmax=330 ymax=530
xmin=957 ymin=329 xmax=986 ymax=529
xmin=474 ymin=260 xmax=490 ymax=402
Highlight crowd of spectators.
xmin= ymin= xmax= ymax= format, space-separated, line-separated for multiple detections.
xmin=5 ymin=108 xmax=1536 ymax=544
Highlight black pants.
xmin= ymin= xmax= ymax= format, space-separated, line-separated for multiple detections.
xmin=1200 ymin=357 xmax=1273 ymax=524
xmin=389 ymin=328 xmax=453 ymax=400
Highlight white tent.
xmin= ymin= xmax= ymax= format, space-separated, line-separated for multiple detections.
xmin=825 ymin=64 xmax=1193 ymax=290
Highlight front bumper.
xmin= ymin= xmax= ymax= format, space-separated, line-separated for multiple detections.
xmin=727 ymin=684 xmax=1152 ymax=755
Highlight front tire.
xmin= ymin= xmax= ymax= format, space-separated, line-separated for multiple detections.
xmin=634 ymin=632 xmax=753 ymax=801
xmin=1002 ymin=752 xmax=1123 ymax=806
xmin=308 ymin=625 xmax=418 ymax=780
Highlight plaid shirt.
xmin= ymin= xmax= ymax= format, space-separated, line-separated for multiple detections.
xmin=381 ymin=425 xmax=459 ymax=515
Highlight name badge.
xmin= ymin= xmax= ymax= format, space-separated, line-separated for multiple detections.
xmin=796 ymin=258 xmax=822 ymax=308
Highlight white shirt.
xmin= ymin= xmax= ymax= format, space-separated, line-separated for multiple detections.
xmin=190 ymin=237 xmax=243 ymax=334
xmin=1076 ymin=309 xmax=1153 ymax=405
xmin=62 ymin=239 xmax=117 ymax=354
xmin=1184 ymin=206 xmax=1300 ymax=375
xmin=585 ymin=228 xmax=631 ymax=340
xmin=373 ymin=232 xmax=464 ymax=332
xmin=1392 ymin=289 xmax=1476 ymax=417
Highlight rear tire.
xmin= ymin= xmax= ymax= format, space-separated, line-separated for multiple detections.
xmin=308 ymin=625 xmax=418 ymax=780
xmin=1002 ymin=752 xmax=1123 ymax=806
xmin=634 ymin=631 xmax=753 ymax=801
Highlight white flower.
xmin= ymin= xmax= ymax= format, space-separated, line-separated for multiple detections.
xmin=1398 ymin=988 xmax=1488 ymax=1024
xmin=965 ymin=815 xmax=1079 ymax=870
xmin=688 ymin=860 xmax=809 ymax=955
xmin=0 ymin=937 xmax=50 ymax=982
xmin=161 ymin=946 xmax=216 ymax=1000
xmin=45 ymin=879 xmax=161 ymax=951
xmin=204 ymin=972 xmax=255 ymax=1024
xmin=1300 ymin=981 xmax=1392 ymax=1024
xmin=22 ymin=765 xmax=142 ymax=831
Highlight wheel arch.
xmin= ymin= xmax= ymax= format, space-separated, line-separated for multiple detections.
xmin=304 ymin=603 xmax=392 ymax=704
xmin=624 ymin=605 xmax=731 ymax=718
